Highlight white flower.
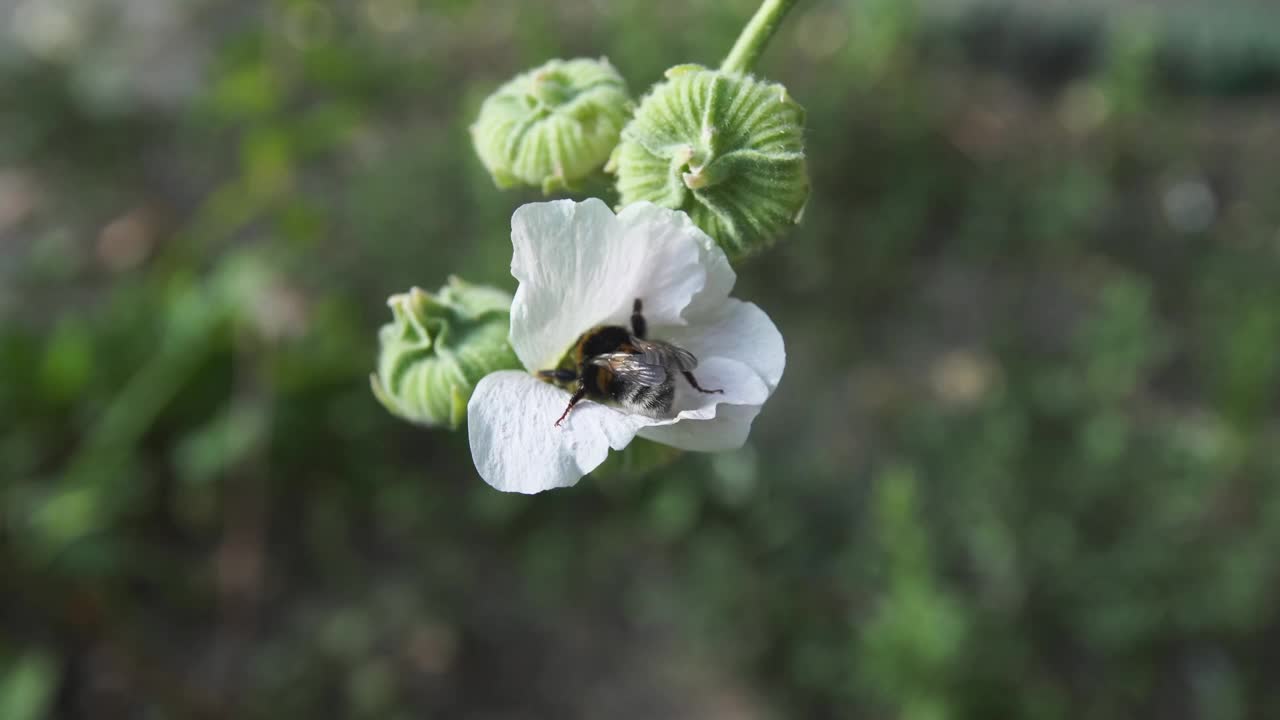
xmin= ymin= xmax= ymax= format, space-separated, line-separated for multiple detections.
xmin=467 ymin=198 xmax=785 ymax=494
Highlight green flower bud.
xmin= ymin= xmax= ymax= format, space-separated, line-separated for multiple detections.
xmin=471 ymin=57 xmax=632 ymax=194
xmin=370 ymin=278 xmax=520 ymax=429
xmin=609 ymin=64 xmax=808 ymax=259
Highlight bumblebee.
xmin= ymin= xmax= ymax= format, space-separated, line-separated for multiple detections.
xmin=539 ymin=299 xmax=723 ymax=426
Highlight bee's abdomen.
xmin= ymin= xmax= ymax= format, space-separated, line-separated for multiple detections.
xmin=614 ymin=380 xmax=674 ymax=417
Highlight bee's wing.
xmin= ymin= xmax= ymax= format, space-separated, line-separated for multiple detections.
xmin=589 ymin=352 xmax=668 ymax=386
xmin=631 ymin=337 xmax=699 ymax=371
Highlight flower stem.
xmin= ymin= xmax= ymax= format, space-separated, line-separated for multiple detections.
xmin=720 ymin=0 xmax=800 ymax=75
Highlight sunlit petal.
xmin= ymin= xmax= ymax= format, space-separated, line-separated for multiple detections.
xmin=467 ymin=370 xmax=655 ymax=493
xmin=509 ymin=199 xmax=715 ymax=371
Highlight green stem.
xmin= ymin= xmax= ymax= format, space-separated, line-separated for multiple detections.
xmin=720 ymin=0 xmax=800 ymax=75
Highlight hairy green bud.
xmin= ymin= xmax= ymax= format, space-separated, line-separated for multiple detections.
xmin=609 ymin=64 xmax=808 ymax=259
xmin=371 ymin=278 xmax=520 ymax=429
xmin=471 ymin=57 xmax=632 ymax=194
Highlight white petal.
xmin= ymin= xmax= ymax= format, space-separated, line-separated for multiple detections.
xmin=668 ymin=355 xmax=770 ymax=419
xmin=658 ymin=299 xmax=786 ymax=391
xmin=638 ymin=355 xmax=769 ymax=451
xmin=639 ymin=302 xmax=785 ymax=452
xmin=467 ymin=370 xmax=655 ymax=494
xmin=490 ymin=198 xmax=786 ymax=482
xmin=639 ymin=403 xmax=762 ymax=452
xmin=614 ymin=201 xmax=737 ymax=322
xmin=509 ymin=199 xmax=721 ymax=371
xmin=669 ymin=214 xmax=736 ymax=320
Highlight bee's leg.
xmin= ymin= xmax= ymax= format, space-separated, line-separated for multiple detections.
xmin=682 ymin=371 xmax=724 ymax=395
xmin=631 ymin=298 xmax=647 ymax=339
xmin=554 ymin=384 xmax=587 ymax=427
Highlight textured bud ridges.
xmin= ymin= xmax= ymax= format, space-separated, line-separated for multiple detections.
xmin=371 ymin=278 xmax=520 ymax=429
xmin=472 ymin=58 xmax=632 ymax=194
xmin=610 ymin=65 xmax=807 ymax=259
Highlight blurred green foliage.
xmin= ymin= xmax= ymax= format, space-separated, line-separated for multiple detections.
xmin=3 ymin=0 xmax=1280 ymax=718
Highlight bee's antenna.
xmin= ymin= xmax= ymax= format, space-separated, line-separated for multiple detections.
xmin=538 ymin=369 xmax=577 ymax=383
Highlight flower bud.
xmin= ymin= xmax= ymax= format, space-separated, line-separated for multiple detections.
xmin=609 ymin=64 xmax=808 ymax=259
xmin=471 ymin=57 xmax=632 ymax=194
xmin=371 ymin=278 xmax=520 ymax=429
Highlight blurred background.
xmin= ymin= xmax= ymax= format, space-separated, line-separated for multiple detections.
xmin=3 ymin=0 xmax=1280 ymax=717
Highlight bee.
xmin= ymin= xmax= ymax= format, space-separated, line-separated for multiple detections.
xmin=538 ymin=299 xmax=723 ymax=426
